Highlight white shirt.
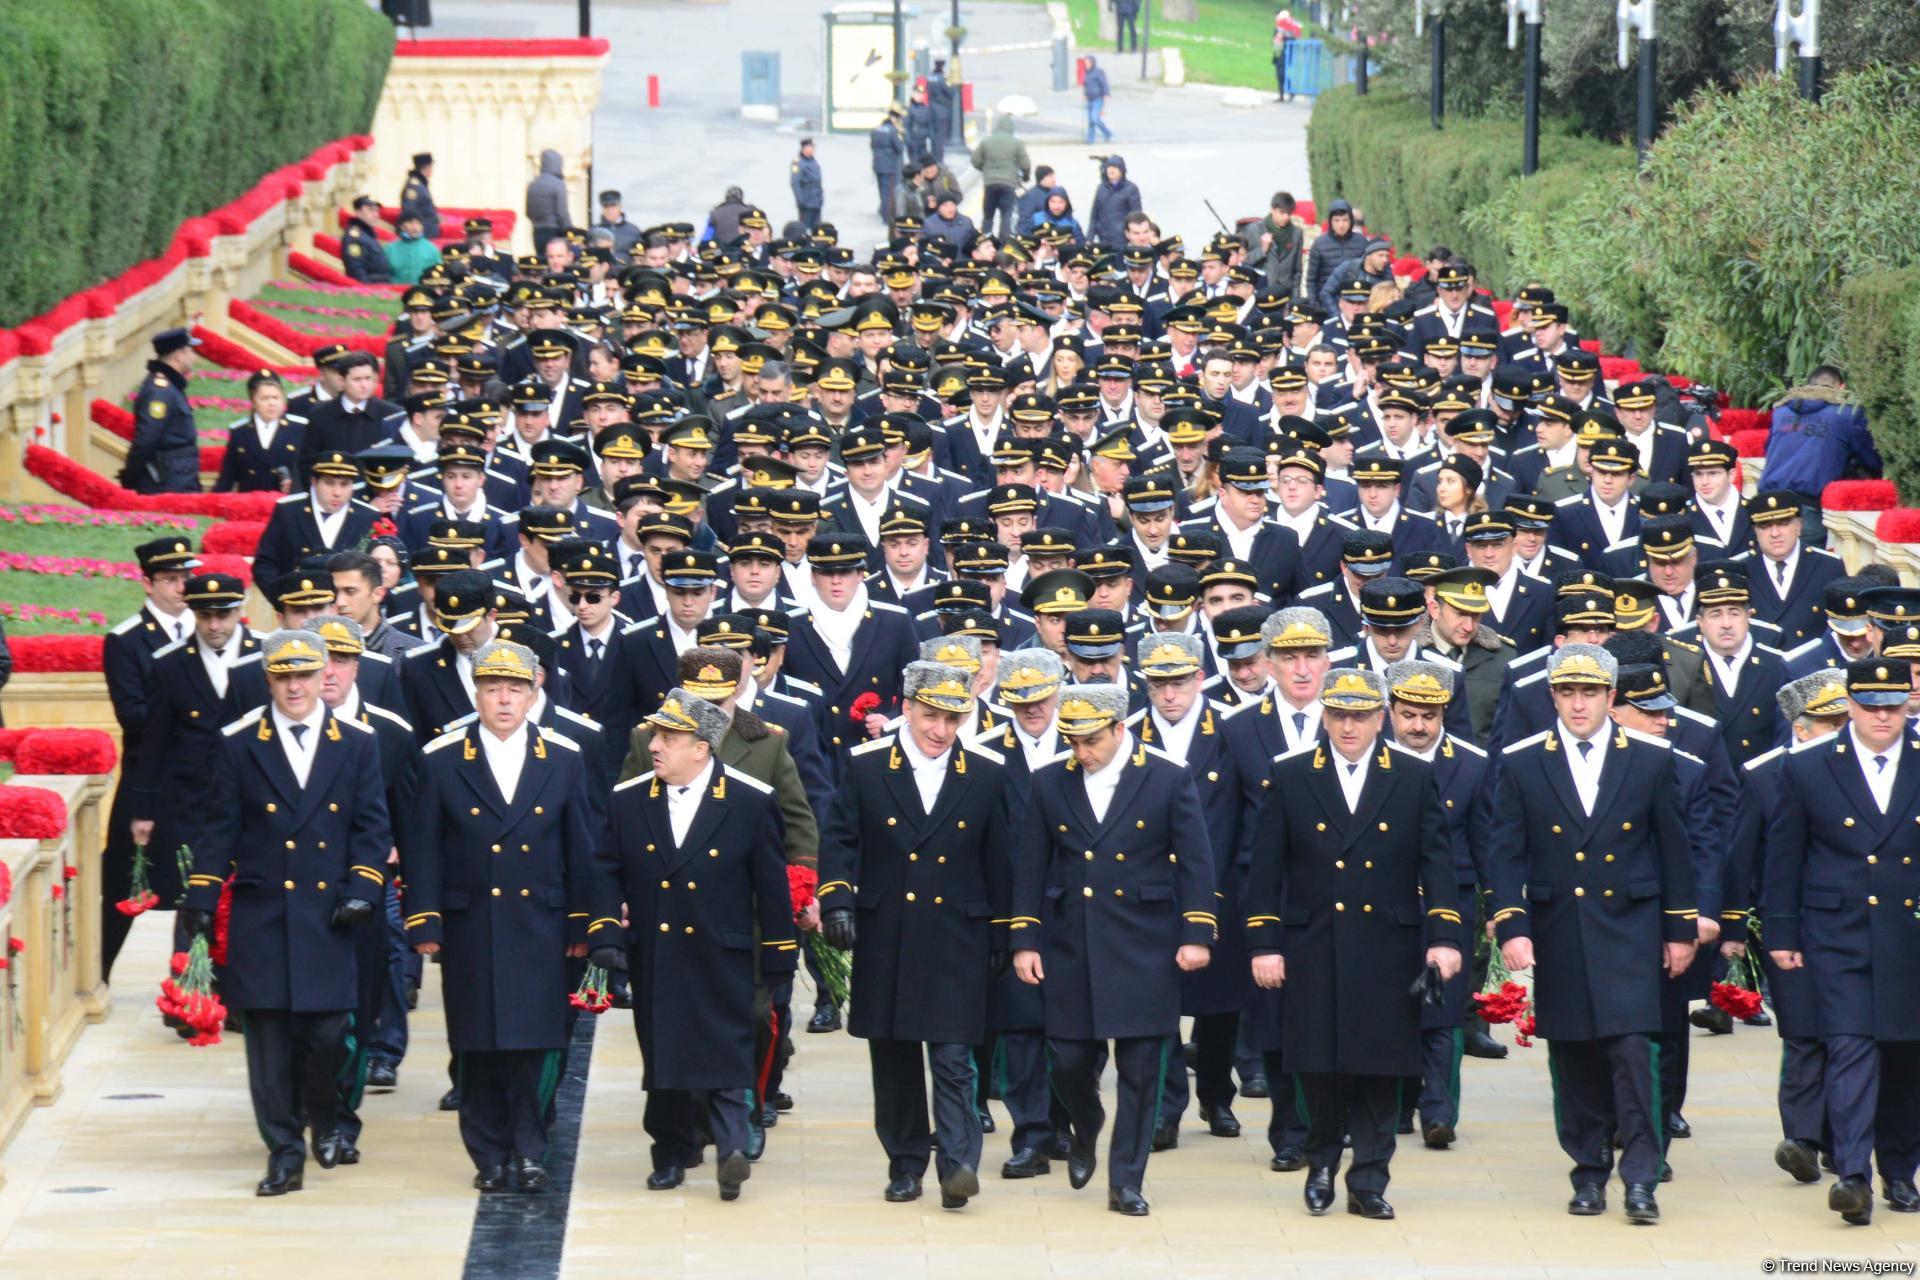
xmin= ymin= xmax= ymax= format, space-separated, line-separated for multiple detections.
xmin=198 ymin=626 xmax=246 ymax=699
xmin=1132 ymin=533 xmax=1170 ymax=574
xmin=1276 ymin=696 xmax=1323 ymax=753
xmin=1852 ymin=726 xmax=1902 ymax=814
xmin=272 ymin=703 xmax=326 ymax=787
xmin=312 ymin=493 xmax=350 ymax=549
xmin=1592 ymin=493 xmax=1632 ymax=547
xmin=810 ymin=584 xmax=869 ymax=673
xmin=1542 ymin=439 xmax=1578 ymax=470
xmin=967 ymin=409 xmax=1004 ymax=458
xmin=150 ymin=603 xmax=190 ymax=643
xmin=1556 ymin=721 xmax=1609 ymax=816
xmin=1218 ymin=506 xmax=1261 ymax=562
xmin=253 ymin=415 xmax=282 ymax=454
xmin=667 ymin=759 xmax=716 ymax=845
xmin=1487 ymin=566 xmax=1521 ymax=622
xmin=1624 ymin=425 xmax=1658 ymax=476
xmin=1657 ymin=584 xmax=1697 ymax=632
xmin=1697 ymin=491 xmax=1741 ymax=544
xmin=1763 ymin=542 xmax=1801 ymax=596
xmin=1272 ymin=502 xmax=1319 ymax=547
xmin=846 ymin=485 xmax=890 ymax=545
xmin=666 ymin=616 xmax=699 ymax=657
xmin=1150 ymin=707 xmax=1202 ymax=766
xmin=577 ymin=616 xmax=616 ymax=663
xmin=1360 ymin=502 xmax=1400 ymax=534
xmin=1082 ymin=729 xmax=1132 ymax=823
xmin=899 ymin=730 xmax=951 ymax=813
xmin=1333 ymin=747 xmax=1370 ymax=813
xmin=1707 ymin=633 xmax=1753 ymax=697
xmin=479 ymin=721 xmax=530 ymax=805
xmin=1012 ymin=721 xmax=1059 ymax=771
xmin=513 ymin=550 xmax=553 ymax=603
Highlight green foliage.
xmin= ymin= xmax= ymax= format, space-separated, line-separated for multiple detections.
xmin=0 ymin=0 xmax=391 ymax=326
xmin=1837 ymin=269 xmax=1920 ymax=502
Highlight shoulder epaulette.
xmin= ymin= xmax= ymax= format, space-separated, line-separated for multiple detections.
xmin=424 ymin=727 xmax=468 ymax=754
xmin=153 ymin=636 xmax=187 ymax=660
xmin=1744 ymin=744 xmax=1786 ymax=771
xmin=621 ymin=616 xmax=664 ymax=634
xmin=1789 ymin=733 xmax=1835 ymax=754
xmin=111 ymin=612 xmax=146 ymax=635
xmin=783 ymin=675 xmax=824 ymax=696
xmin=553 ymin=705 xmax=597 ymax=733
xmin=1808 ymin=546 xmax=1841 ymax=562
xmin=336 ymin=714 xmax=375 ymax=735
xmin=850 ymin=734 xmax=897 ymax=757
xmin=1298 ymin=582 xmax=1336 ymax=600
xmin=1447 ymin=735 xmax=1488 ymax=758
xmin=1602 ymin=535 xmax=1639 ymax=554
xmin=276 ymin=492 xmax=307 ymax=505
xmin=1272 ymin=740 xmax=1318 ymax=764
xmin=1424 ymin=650 xmax=1463 ymax=672
xmin=230 ymin=650 xmax=263 ymax=669
xmin=222 ymin=707 xmax=268 ymax=736
xmin=613 ymin=770 xmax=655 ymax=792
xmin=1674 ymin=748 xmax=1705 ymax=767
xmin=722 ymin=765 xmax=774 ymax=795
xmin=1327 ymin=645 xmax=1358 ymax=663
xmin=962 ymin=740 xmax=1005 ymax=765
xmin=1503 ymin=728 xmax=1554 ymax=755
xmin=869 ymin=600 xmax=909 ymax=616
xmin=402 ymin=642 xmax=443 ymax=663
xmin=363 ymin=703 xmax=413 ymax=733
xmin=1553 ymin=493 xmax=1585 ymax=508
xmin=1515 ymin=667 xmax=1549 ymax=688
xmin=1782 ymin=636 xmax=1825 ymax=661
xmin=539 ymin=728 xmax=580 ymax=752
xmin=1673 ymin=705 xmax=1716 ymax=728
xmin=1756 ymin=643 xmax=1787 ymax=660
xmin=1621 ymin=726 xmax=1672 ymax=749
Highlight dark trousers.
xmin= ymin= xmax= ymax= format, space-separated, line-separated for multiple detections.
xmin=243 ymin=1009 xmax=350 ymax=1169
xmin=875 ymin=175 xmax=897 ymax=225
xmin=1116 ymin=12 xmax=1139 ymax=51
xmin=1051 ymin=1034 xmax=1162 ymax=1191
xmin=1655 ymin=1027 xmax=1691 ymax=1150
xmin=1261 ymin=1050 xmax=1308 ymax=1154
xmin=1826 ymin=1034 xmax=1920 ymax=1182
xmin=1548 ymin=1034 xmax=1660 ymax=1187
xmin=754 ymin=979 xmax=793 ymax=1112
xmin=982 ymin=184 xmax=1018 ymax=240
xmin=1779 ymin=1036 xmax=1829 ymax=1147
xmin=1156 ymin=1011 xmax=1239 ymax=1122
xmin=1416 ymin=1026 xmax=1464 ymax=1128
xmin=367 ymin=881 xmax=412 ymax=1066
xmin=457 ymin=1047 xmax=553 ymax=1172
xmin=979 ymin=1029 xmax=1053 ymax=1151
xmin=1299 ymin=1071 xmax=1399 ymax=1194
xmin=645 ymin=1086 xmax=751 ymax=1170
xmin=870 ymin=1039 xmax=982 ymax=1180
xmin=797 ymin=206 xmax=821 ymax=232
xmin=805 ymin=948 xmax=834 ymax=1009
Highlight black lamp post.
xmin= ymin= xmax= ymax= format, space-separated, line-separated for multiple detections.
xmin=1506 ymin=0 xmax=1544 ymax=176
xmin=1616 ymin=0 xmax=1657 ymax=165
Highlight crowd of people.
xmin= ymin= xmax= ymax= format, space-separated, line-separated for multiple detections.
xmin=99 ymin=171 xmax=1915 ymax=1233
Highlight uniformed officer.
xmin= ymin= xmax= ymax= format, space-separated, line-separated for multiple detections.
xmin=404 ymin=640 xmax=615 ymax=1193
xmin=1010 ymin=683 xmax=1217 ymax=1216
xmin=1693 ymin=563 xmax=1792 ymax=768
xmin=601 ymin=689 xmax=796 ymax=1201
xmin=184 ymin=630 xmax=391 ymax=1195
xmin=819 ymin=661 xmax=1013 ymax=1208
xmin=1487 ymin=644 xmax=1697 ymax=1223
xmin=122 ymin=327 xmax=202 ymax=493
xmin=1765 ymin=658 xmax=1920 ymax=1224
xmin=784 ymin=534 xmax=921 ymax=768
xmin=253 ymin=450 xmax=381 ymax=587
xmin=1245 ymin=668 xmax=1463 ymax=1220
xmin=400 ymin=570 xmax=504 ymax=742
xmin=1421 ymin=565 xmax=1510 ymax=743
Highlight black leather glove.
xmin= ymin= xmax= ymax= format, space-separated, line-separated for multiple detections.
xmin=179 ymin=908 xmax=213 ymax=939
xmin=331 ymin=897 xmax=376 ymax=928
xmin=822 ymin=907 xmax=856 ymax=951
xmin=589 ymin=946 xmax=628 ymax=972
xmin=989 ymin=949 xmax=1011 ymax=981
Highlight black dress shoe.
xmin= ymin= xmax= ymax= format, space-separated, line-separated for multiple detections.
xmin=1567 ymin=1183 xmax=1606 ymax=1215
xmin=807 ymin=1005 xmax=841 ymax=1033
xmin=1395 ymin=1115 xmax=1416 ymax=1135
xmin=1001 ymin=1148 xmax=1051 ymax=1178
xmin=979 ymin=1110 xmax=996 ymax=1134
xmin=1831 ymin=1174 xmax=1873 ymax=1224
xmin=1347 ymin=1191 xmax=1394 ymax=1219
xmin=366 ymin=1062 xmax=398 ymax=1090
xmin=1067 ymin=1142 xmax=1097 ymax=1190
xmin=745 ymin=1117 xmax=766 ymax=1162
xmin=770 ymin=1090 xmax=794 ymax=1112
xmin=646 ymin=1166 xmax=684 ymax=1191
xmin=1108 ymin=1186 xmax=1149 ymax=1216
xmin=1659 ymin=1162 xmax=1673 ymax=1183
xmin=938 ymin=1164 xmax=979 ymax=1208
xmin=1688 ymin=1005 xmax=1733 ymax=1036
xmin=1270 ymin=1145 xmax=1306 ymax=1172
xmin=336 ymin=1139 xmax=360 ymax=1166
xmin=404 ymin=982 xmax=419 ymax=1011
xmin=1743 ymin=1009 xmax=1773 ymax=1027
xmin=515 ymin=1157 xmax=550 ymax=1191
xmin=1774 ymin=1138 xmax=1820 ymax=1183
xmin=438 ymin=1087 xmax=461 ymax=1112
xmin=760 ymin=1104 xmax=779 ymax=1128
xmin=1464 ymin=1026 xmax=1508 ymax=1059
xmin=716 ymin=1150 xmax=750 ymax=1201
xmin=1822 ymin=1151 xmax=1837 ymax=1173
xmin=1151 ymin=1121 xmax=1179 ymax=1151
xmin=472 ymin=1165 xmax=508 ymax=1192
xmin=883 ymin=1172 xmax=923 ymax=1202
xmin=313 ymin=1134 xmax=344 ymax=1170
xmin=1422 ymin=1120 xmax=1455 ymax=1149
xmin=1624 ymin=1183 xmax=1658 ymax=1222
xmin=1665 ymin=1113 xmax=1691 ymax=1139
xmin=1199 ymin=1103 xmax=1241 ymax=1137
xmin=257 ymin=1166 xmax=304 ymax=1196
xmin=1045 ymin=1133 xmax=1073 ymax=1160
xmin=1303 ymin=1168 xmax=1335 ymax=1214
xmin=1885 ymin=1178 xmax=1920 ymax=1212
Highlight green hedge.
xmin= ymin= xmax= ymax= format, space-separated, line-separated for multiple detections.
xmin=1306 ymin=85 xmax=1635 ymax=296
xmin=0 ymin=0 xmax=392 ymax=326
xmin=1837 ymin=268 xmax=1920 ymax=502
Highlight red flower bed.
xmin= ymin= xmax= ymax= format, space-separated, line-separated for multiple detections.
xmin=1717 ymin=407 xmax=1771 ymax=436
xmin=288 ymin=250 xmax=403 ymax=291
xmin=25 ymin=445 xmax=278 ymax=521
xmin=202 ymin=520 xmax=265 ymax=557
xmin=1599 ymin=357 xmax=1642 ymax=382
xmin=0 ymin=728 xmax=28 ymax=762
xmin=194 ymin=552 xmax=253 ymax=585
xmin=231 ymin=299 xmax=385 ymax=360
xmin=0 ymin=785 xmax=69 ymax=840
xmin=1391 ymin=256 xmax=1424 ymax=281
xmin=392 ymin=37 xmax=608 ymax=59
xmin=10 ymin=634 xmax=106 ymax=673
xmin=1876 ymin=509 xmax=1920 ymax=543
xmin=92 ymin=398 xmax=135 ymax=441
xmin=1491 ymin=298 xmax=1513 ymax=331
xmin=1729 ymin=429 xmax=1770 ymax=459
xmin=199 ymin=445 xmax=226 ymax=474
xmin=189 ymin=326 xmax=309 ymax=377
xmin=1823 ymin=479 xmax=1898 ymax=512
xmin=12 ymin=729 xmax=118 ymax=775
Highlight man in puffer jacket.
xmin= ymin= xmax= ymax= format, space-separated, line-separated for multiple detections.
xmin=1318 ymin=236 xmax=1395 ymax=315
xmin=525 ymin=149 xmax=573 ymax=256
xmin=1088 ymin=155 xmax=1141 ymax=248
xmin=1764 ymin=366 xmax=1882 ymax=548
xmin=969 ymin=115 xmax=1031 ymax=240
xmin=1303 ymin=197 xmax=1366 ymax=307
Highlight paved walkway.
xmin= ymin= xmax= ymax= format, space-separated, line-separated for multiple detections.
xmin=0 ymin=911 xmax=1914 ymax=1277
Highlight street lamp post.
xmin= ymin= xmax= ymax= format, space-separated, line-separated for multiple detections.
xmin=893 ymin=0 xmax=907 ymax=104
xmin=948 ymin=1 xmax=965 ymax=148
xmin=1506 ymin=0 xmax=1544 ymax=176
xmin=1774 ymin=0 xmax=1821 ymax=103
xmin=1616 ymin=0 xmax=1656 ymax=165
xmin=1415 ymin=0 xmax=1445 ymax=129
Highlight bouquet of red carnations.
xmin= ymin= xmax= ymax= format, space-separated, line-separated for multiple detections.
xmin=787 ymin=864 xmax=850 ymax=1009
xmin=158 ymin=935 xmax=227 ymax=1046
xmin=1472 ymin=948 xmax=1537 ymax=1048
xmin=114 ymin=841 xmax=160 ymax=917
xmin=1709 ymin=941 xmax=1766 ymax=1021
xmin=570 ymin=964 xmax=614 ymax=1014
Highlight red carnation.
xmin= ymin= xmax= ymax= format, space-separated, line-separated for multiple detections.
xmin=6 ymin=937 xmax=23 ymax=954
xmin=62 ymin=864 xmax=77 ymax=880
xmin=1709 ymin=981 xmax=1764 ymax=1021
xmin=787 ymin=864 xmax=819 ymax=914
xmin=13 ymin=728 xmax=118 ymax=775
xmin=0 ymin=785 xmax=67 ymax=840
xmin=849 ymin=691 xmax=882 ymax=723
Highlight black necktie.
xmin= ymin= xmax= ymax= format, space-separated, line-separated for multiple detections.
xmin=1875 ymin=754 xmax=1889 ymax=774
xmin=1776 ymin=559 xmax=1788 ymax=588
xmin=587 ymin=637 xmax=604 ymax=665
xmin=290 ymin=723 xmax=308 ymax=747
xmin=1576 ymin=739 xmax=1592 ymax=760
xmin=1293 ymin=712 xmax=1307 ymax=737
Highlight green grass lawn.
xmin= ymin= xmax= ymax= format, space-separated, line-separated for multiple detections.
xmin=1043 ymin=0 xmax=1323 ymax=90
xmin=0 ymin=505 xmax=207 ymax=635
xmin=251 ymin=282 xmax=401 ymax=337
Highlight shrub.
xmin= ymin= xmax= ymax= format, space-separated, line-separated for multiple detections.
xmin=0 ymin=0 xmax=391 ymax=326
xmin=1837 ymin=268 xmax=1920 ymax=503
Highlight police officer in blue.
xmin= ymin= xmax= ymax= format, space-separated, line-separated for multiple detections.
xmin=790 ymin=138 xmax=824 ymax=231
xmin=122 ymin=327 xmax=203 ymax=493
xmin=403 ymin=639 xmax=615 ymax=1193
xmin=1245 ymin=666 xmax=1464 ymax=1220
xmin=818 ymin=661 xmax=1014 ymax=1209
xmin=1010 ymin=682 xmax=1217 ymax=1216
xmin=184 ymin=630 xmax=391 ymax=1195
xmin=1381 ymin=660 xmax=1492 ymax=1148
xmin=1487 ymin=644 xmax=1697 ymax=1223
xmin=601 ymin=688 xmax=797 ymax=1202
xmin=1765 ymin=657 xmax=1920 ymax=1224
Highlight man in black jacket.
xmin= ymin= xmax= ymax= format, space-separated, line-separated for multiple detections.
xmin=123 ymin=328 xmax=203 ymax=494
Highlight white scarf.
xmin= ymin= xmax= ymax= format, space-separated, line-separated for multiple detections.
xmin=810 ymin=583 xmax=869 ymax=672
